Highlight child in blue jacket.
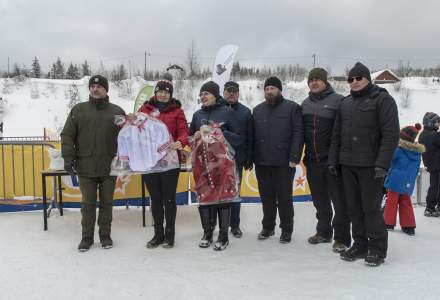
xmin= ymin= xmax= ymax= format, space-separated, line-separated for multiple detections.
xmin=383 ymin=124 xmax=425 ymax=235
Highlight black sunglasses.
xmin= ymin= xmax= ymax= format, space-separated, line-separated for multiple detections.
xmin=347 ymin=76 xmax=363 ymax=83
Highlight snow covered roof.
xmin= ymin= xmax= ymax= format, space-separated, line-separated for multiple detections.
xmin=371 ymin=69 xmax=400 ymax=81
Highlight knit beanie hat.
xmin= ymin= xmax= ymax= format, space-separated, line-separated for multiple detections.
xmin=348 ymin=62 xmax=371 ymax=82
xmin=423 ymin=112 xmax=440 ymax=129
xmin=89 ymin=75 xmax=109 ymax=92
xmin=308 ymin=68 xmax=328 ymax=84
xmin=154 ymin=80 xmax=173 ymax=97
xmin=224 ymin=81 xmax=239 ymax=92
xmin=200 ymin=81 xmax=220 ymax=99
xmin=400 ymin=123 xmax=422 ymax=143
xmin=264 ymin=76 xmax=282 ymax=91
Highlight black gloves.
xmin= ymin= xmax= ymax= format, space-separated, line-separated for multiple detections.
xmin=374 ymin=167 xmax=387 ymax=179
xmin=243 ymin=160 xmax=253 ymax=171
xmin=328 ymin=165 xmax=338 ymax=177
xmin=64 ymin=160 xmax=77 ymax=175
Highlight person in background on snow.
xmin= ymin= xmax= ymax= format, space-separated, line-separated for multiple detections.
xmin=189 ymin=81 xmax=242 ymax=251
xmin=418 ymin=112 xmax=440 ymax=217
xmin=301 ymin=68 xmax=351 ymax=253
xmin=219 ymin=81 xmax=253 ymax=238
xmin=328 ymin=62 xmax=399 ymax=267
xmin=61 ymin=75 xmax=126 ymax=252
xmin=252 ymin=76 xmax=304 ymax=244
xmin=383 ymin=124 xmax=425 ymax=236
xmin=135 ymin=79 xmax=189 ymax=249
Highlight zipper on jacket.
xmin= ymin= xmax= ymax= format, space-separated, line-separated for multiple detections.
xmin=313 ymin=106 xmax=319 ymax=163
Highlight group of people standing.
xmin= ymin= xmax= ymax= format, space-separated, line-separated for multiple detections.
xmin=61 ymin=61 xmax=440 ymax=268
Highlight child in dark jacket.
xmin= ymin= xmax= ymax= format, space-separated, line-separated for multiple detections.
xmin=383 ymin=124 xmax=425 ymax=236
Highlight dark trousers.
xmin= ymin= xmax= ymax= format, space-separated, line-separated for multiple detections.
xmin=306 ymin=161 xmax=351 ymax=246
xmin=199 ymin=203 xmax=231 ymax=233
xmin=255 ymin=165 xmax=295 ymax=233
xmin=230 ymin=164 xmax=243 ymax=229
xmin=78 ymin=176 xmax=117 ymax=240
xmin=143 ymin=168 xmax=180 ymax=229
xmin=341 ymin=165 xmax=388 ymax=258
xmin=426 ymin=171 xmax=440 ymax=211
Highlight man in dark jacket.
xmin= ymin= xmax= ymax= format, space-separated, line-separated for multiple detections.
xmin=302 ymin=68 xmax=351 ymax=253
xmin=329 ymin=62 xmax=399 ymax=267
xmin=418 ymin=112 xmax=440 ymax=217
xmin=221 ymin=81 xmax=253 ymax=238
xmin=61 ymin=75 xmax=125 ymax=252
xmin=252 ymin=76 xmax=304 ymax=244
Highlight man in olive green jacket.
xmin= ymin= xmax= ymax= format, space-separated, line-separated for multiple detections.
xmin=61 ymin=75 xmax=125 ymax=252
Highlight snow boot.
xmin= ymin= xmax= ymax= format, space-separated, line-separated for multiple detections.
xmin=279 ymin=231 xmax=292 ymax=244
xmin=199 ymin=207 xmax=213 ymax=248
xmin=402 ymin=227 xmax=415 ymax=236
xmin=424 ymin=209 xmax=439 ymax=217
xmin=162 ymin=225 xmax=175 ymax=248
xmin=231 ymin=227 xmax=243 ymax=238
xmin=340 ymin=245 xmax=368 ymax=262
xmin=308 ymin=233 xmax=332 ymax=244
xmin=78 ymin=237 xmax=94 ymax=252
xmin=258 ymin=228 xmax=275 ymax=240
xmin=213 ymin=207 xmax=230 ymax=251
xmin=365 ymin=252 xmax=385 ymax=267
xmin=146 ymin=226 xmax=165 ymax=249
xmin=332 ymin=241 xmax=348 ymax=253
xmin=385 ymin=224 xmax=395 ymax=231
xmin=100 ymin=235 xmax=113 ymax=249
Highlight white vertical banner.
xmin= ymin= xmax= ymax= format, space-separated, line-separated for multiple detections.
xmin=211 ymin=44 xmax=239 ymax=94
xmin=0 ymin=97 xmax=3 ymax=138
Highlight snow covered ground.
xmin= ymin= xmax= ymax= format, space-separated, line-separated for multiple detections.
xmin=1 ymin=203 xmax=438 ymax=300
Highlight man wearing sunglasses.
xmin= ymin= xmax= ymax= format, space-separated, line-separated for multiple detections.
xmin=329 ymin=62 xmax=399 ymax=267
xmin=301 ymin=68 xmax=351 ymax=253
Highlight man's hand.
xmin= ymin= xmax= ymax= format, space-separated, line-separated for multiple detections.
xmin=289 ymin=162 xmax=297 ymax=169
xmin=126 ymin=113 xmax=137 ymax=122
xmin=64 ymin=160 xmax=77 ymax=176
xmin=328 ymin=165 xmax=338 ymax=177
xmin=374 ymin=167 xmax=387 ymax=179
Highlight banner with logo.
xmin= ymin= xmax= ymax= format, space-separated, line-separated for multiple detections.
xmin=211 ymin=44 xmax=239 ymax=94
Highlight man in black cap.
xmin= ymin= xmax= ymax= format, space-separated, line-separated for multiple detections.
xmin=252 ymin=76 xmax=304 ymax=244
xmin=301 ymin=68 xmax=351 ymax=253
xmin=418 ymin=112 xmax=440 ymax=217
xmin=61 ymin=75 xmax=125 ymax=252
xmin=329 ymin=62 xmax=399 ymax=266
xmin=221 ymin=81 xmax=253 ymax=238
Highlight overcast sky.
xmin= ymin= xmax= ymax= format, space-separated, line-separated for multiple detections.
xmin=1 ymin=0 xmax=439 ymax=75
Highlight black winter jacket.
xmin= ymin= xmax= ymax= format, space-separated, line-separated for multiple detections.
xmin=301 ymin=84 xmax=343 ymax=163
xmin=252 ymin=96 xmax=304 ymax=166
xmin=328 ymin=84 xmax=399 ymax=169
xmin=419 ymin=128 xmax=440 ymax=172
xmin=219 ymin=98 xmax=253 ymax=168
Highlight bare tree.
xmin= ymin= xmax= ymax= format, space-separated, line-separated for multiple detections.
xmin=186 ymin=39 xmax=200 ymax=78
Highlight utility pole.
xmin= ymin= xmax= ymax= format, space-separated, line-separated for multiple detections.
xmin=312 ymin=53 xmax=316 ymax=68
xmin=7 ymin=57 xmax=10 ymax=78
xmin=144 ymin=51 xmax=147 ymax=78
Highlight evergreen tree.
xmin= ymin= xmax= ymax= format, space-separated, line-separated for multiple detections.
xmin=82 ymin=60 xmax=91 ymax=76
xmin=54 ymin=57 xmax=65 ymax=79
xmin=31 ymin=57 xmax=41 ymax=78
xmin=66 ymin=63 xmax=80 ymax=79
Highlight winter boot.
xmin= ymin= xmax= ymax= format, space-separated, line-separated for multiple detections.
xmin=78 ymin=237 xmax=94 ymax=252
xmin=385 ymin=224 xmax=395 ymax=231
xmin=364 ymin=252 xmax=385 ymax=267
xmin=402 ymin=227 xmax=415 ymax=236
xmin=100 ymin=235 xmax=113 ymax=249
xmin=340 ymin=245 xmax=368 ymax=262
xmin=231 ymin=227 xmax=243 ymax=238
xmin=332 ymin=241 xmax=348 ymax=253
xmin=424 ymin=209 xmax=439 ymax=217
xmin=146 ymin=226 xmax=165 ymax=249
xmin=199 ymin=207 xmax=214 ymax=248
xmin=162 ymin=225 xmax=175 ymax=248
xmin=258 ymin=228 xmax=275 ymax=240
xmin=213 ymin=207 xmax=230 ymax=251
xmin=279 ymin=231 xmax=292 ymax=244
xmin=307 ymin=233 xmax=332 ymax=244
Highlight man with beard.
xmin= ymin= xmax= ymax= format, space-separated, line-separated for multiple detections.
xmin=61 ymin=75 xmax=125 ymax=252
xmin=252 ymin=76 xmax=304 ymax=243
xmin=329 ymin=62 xmax=399 ymax=267
xmin=301 ymin=68 xmax=351 ymax=253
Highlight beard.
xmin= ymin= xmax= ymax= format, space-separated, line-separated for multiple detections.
xmin=265 ymin=93 xmax=279 ymax=105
